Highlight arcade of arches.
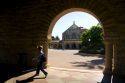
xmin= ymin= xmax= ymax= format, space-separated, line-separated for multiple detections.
xmin=0 ymin=0 xmax=125 ymax=82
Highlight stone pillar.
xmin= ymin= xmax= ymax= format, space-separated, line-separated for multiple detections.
xmin=104 ymin=41 xmax=113 ymax=75
xmin=112 ymin=40 xmax=125 ymax=83
xmin=43 ymin=41 xmax=48 ymax=68
xmin=101 ymin=41 xmax=113 ymax=83
xmin=43 ymin=42 xmax=48 ymax=60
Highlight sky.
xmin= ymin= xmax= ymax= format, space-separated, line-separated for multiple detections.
xmin=52 ymin=11 xmax=99 ymax=40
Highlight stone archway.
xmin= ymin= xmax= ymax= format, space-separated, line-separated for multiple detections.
xmin=42 ymin=1 xmax=125 ymax=81
xmin=0 ymin=0 xmax=125 ymax=82
xmin=47 ymin=8 xmax=102 ymax=41
xmin=45 ymin=1 xmax=119 ymax=82
xmin=47 ymin=7 xmax=112 ymax=82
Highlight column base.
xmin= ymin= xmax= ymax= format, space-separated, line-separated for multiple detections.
xmin=112 ymin=73 xmax=125 ymax=83
xmin=101 ymin=74 xmax=112 ymax=83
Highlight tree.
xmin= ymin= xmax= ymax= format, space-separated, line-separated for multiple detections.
xmin=51 ymin=36 xmax=60 ymax=40
xmin=80 ymin=24 xmax=104 ymax=54
xmin=51 ymin=36 xmax=55 ymax=40
xmin=80 ymin=29 xmax=90 ymax=50
xmin=55 ymin=36 xmax=60 ymax=40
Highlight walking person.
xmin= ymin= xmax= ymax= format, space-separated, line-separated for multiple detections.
xmin=35 ymin=46 xmax=48 ymax=78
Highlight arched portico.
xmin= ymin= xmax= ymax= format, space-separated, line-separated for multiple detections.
xmin=0 ymin=0 xmax=125 ymax=82
xmin=47 ymin=7 xmax=113 ymax=82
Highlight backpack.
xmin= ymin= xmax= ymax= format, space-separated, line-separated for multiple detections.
xmin=41 ymin=54 xmax=46 ymax=62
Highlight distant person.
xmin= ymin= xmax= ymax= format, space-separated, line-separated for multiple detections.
xmin=35 ymin=46 xmax=48 ymax=78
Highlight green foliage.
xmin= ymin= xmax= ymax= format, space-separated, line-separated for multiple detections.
xmin=55 ymin=36 xmax=60 ymax=40
xmin=80 ymin=25 xmax=104 ymax=54
xmin=51 ymin=36 xmax=60 ymax=40
xmin=52 ymin=36 xmax=55 ymax=40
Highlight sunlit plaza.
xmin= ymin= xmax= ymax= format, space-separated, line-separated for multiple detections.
xmin=6 ymin=49 xmax=104 ymax=83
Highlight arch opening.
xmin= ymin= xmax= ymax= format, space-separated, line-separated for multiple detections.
xmin=47 ymin=8 xmax=105 ymax=73
xmin=47 ymin=8 xmax=103 ymax=41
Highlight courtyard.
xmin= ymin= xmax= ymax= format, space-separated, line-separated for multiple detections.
xmin=48 ymin=49 xmax=104 ymax=71
xmin=5 ymin=49 xmax=104 ymax=83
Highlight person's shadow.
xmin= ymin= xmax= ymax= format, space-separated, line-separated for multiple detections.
xmin=16 ymin=74 xmax=46 ymax=83
xmin=16 ymin=75 xmax=35 ymax=83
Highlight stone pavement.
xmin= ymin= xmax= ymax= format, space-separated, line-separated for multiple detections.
xmin=5 ymin=67 xmax=103 ymax=83
xmin=5 ymin=49 xmax=104 ymax=83
xmin=48 ymin=49 xmax=104 ymax=71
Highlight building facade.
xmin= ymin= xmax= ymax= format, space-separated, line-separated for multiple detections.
xmin=49 ymin=40 xmax=62 ymax=49
xmin=50 ymin=22 xmax=86 ymax=49
xmin=62 ymin=22 xmax=86 ymax=49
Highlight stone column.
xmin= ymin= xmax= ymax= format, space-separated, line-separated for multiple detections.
xmin=43 ymin=42 xmax=48 ymax=61
xmin=101 ymin=41 xmax=113 ymax=83
xmin=112 ymin=40 xmax=125 ymax=83
xmin=43 ymin=41 xmax=48 ymax=68
xmin=104 ymin=41 xmax=113 ymax=75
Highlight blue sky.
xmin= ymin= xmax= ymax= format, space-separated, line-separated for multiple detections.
xmin=52 ymin=11 xmax=99 ymax=40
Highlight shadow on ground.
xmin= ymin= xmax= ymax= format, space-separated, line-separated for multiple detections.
xmin=70 ymin=58 xmax=104 ymax=69
xmin=72 ymin=52 xmax=105 ymax=69
xmin=74 ymin=52 xmax=105 ymax=58
xmin=16 ymin=75 xmax=35 ymax=83
xmin=16 ymin=75 xmax=45 ymax=83
xmin=0 ymin=63 xmax=35 ymax=83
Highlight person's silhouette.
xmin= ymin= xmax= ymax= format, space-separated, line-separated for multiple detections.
xmin=35 ymin=46 xmax=48 ymax=78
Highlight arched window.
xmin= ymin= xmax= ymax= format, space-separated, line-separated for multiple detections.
xmin=72 ymin=43 xmax=76 ymax=49
xmin=66 ymin=44 xmax=70 ymax=49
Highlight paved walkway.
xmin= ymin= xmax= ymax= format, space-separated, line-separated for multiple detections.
xmin=5 ymin=49 xmax=104 ymax=83
xmin=5 ymin=67 xmax=103 ymax=83
xmin=48 ymin=49 xmax=104 ymax=70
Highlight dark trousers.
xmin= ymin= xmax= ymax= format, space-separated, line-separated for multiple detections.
xmin=36 ymin=62 xmax=47 ymax=75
